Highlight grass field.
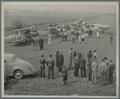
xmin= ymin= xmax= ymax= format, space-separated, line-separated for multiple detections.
xmin=4 ymin=14 xmax=117 ymax=96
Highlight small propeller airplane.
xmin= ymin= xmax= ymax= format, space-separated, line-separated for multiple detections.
xmin=90 ymin=23 xmax=110 ymax=33
xmin=5 ymin=26 xmax=39 ymax=46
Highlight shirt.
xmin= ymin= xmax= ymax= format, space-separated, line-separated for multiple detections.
xmin=91 ymin=61 xmax=97 ymax=72
xmin=99 ymin=62 xmax=107 ymax=72
xmin=39 ymin=57 xmax=46 ymax=67
xmin=47 ymin=57 xmax=54 ymax=68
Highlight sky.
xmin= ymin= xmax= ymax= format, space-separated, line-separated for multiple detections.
xmin=2 ymin=2 xmax=118 ymax=13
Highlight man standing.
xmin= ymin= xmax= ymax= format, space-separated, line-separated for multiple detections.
xmin=87 ymin=50 xmax=93 ymax=81
xmin=63 ymin=66 xmax=68 ymax=85
xmin=30 ymin=37 xmax=34 ymax=49
xmin=69 ymin=48 xmax=74 ymax=70
xmin=48 ymin=34 xmax=52 ymax=46
xmin=39 ymin=55 xmax=46 ymax=78
xmin=39 ymin=38 xmax=44 ymax=50
xmin=81 ymin=34 xmax=85 ymax=43
xmin=56 ymin=51 xmax=60 ymax=72
xmin=91 ymin=58 xmax=97 ymax=84
xmin=96 ymin=30 xmax=100 ymax=38
xmin=108 ymin=60 xmax=115 ymax=83
xmin=74 ymin=53 xmax=80 ymax=77
xmin=47 ymin=54 xmax=55 ymax=79
xmin=98 ymin=59 xmax=107 ymax=85
xmin=59 ymin=52 xmax=64 ymax=72
xmin=104 ymin=57 xmax=109 ymax=81
xmin=110 ymin=34 xmax=113 ymax=45
xmin=87 ymin=50 xmax=93 ymax=63
xmin=81 ymin=56 xmax=86 ymax=77
xmin=92 ymin=50 xmax=97 ymax=60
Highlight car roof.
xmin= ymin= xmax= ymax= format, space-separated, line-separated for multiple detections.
xmin=5 ymin=53 xmax=15 ymax=58
xmin=4 ymin=53 xmax=16 ymax=63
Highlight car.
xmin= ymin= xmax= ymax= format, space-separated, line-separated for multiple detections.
xmin=4 ymin=53 xmax=37 ymax=79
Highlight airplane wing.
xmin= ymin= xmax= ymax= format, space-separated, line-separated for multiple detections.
xmin=93 ymin=24 xmax=109 ymax=30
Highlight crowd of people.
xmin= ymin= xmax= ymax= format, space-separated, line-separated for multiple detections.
xmin=39 ymin=48 xmax=115 ymax=86
xmin=23 ymin=19 xmax=115 ymax=86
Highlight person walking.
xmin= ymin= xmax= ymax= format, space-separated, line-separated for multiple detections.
xmin=39 ymin=55 xmax=46 ymax=78
xmin=47 ymin=54 xmax=55 ymax=79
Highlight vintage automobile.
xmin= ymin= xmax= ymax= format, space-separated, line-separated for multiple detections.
xmin=4 ymin=53 xmax=37 ymax=79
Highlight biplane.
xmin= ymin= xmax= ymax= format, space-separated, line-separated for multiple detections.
xmin=48 ymin=24 xmax=62 ymax=37
xmin=90 ymin=23 xmax=110 ymax=33
xmin=10 ymin=26 xmax=39 ymax=46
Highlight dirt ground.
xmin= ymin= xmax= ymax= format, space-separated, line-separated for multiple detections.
xmin=4 ymin=32 xmax=116 ymax=96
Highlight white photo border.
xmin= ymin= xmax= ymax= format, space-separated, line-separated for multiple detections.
xmin=1 ymin=1 xmax=119 ymax=98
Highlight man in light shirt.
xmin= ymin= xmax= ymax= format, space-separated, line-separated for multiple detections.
xmin=91 ymin=58 xmax=98 ymax=84
xmin=98 ymin=58 xmax=107 ymax=85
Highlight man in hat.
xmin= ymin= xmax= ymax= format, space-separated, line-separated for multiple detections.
xmin=63 ymin=66 xmax=68 ymax=85
xmin=80 ymin=55 xmax=86 ymax=77
xmin=69 ymin=48 xmax=74 ymax=69
xmin=98 ymin=58 xmax=107 ymax=85
xmin=47 ymin=54 xmax=55 ymax=79
xmin=39 ymin=38 xmax=44 ymax=50
xmin=87 ymin=50 xmax=93 ymax=63
xmin=59 ymin=52 xmax=64 ymax=72
xmin=87 ymin=50 xmax=93 ymax=81
xmin=110 ymin=34 xmax=113 ymax=45
xmin=104 ymin=57 xmax=109 ymax=81
xmin=91 ymin=58 xmax=97 ymax=84
xmin=108 ymin=60 xmax=115 ymax=83
xmin=92 ymin=50 xmax=97 ymax=60
xmin=74 ymin=53 xmax=80 ymax=77
xmin=56 ymin=51 xmax=61 ymax=72
xmin=39 ymin=55 xmax=46 ymax=78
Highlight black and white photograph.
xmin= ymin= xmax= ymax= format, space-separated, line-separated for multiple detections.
xmin=1 ymin=1 xmax=119 ymax=98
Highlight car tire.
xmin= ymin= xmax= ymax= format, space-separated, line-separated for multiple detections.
xmin=14 ymin=70 xmax=23 ymax=79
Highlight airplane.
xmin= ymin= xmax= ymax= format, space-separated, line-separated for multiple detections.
xmin=90 ymin=23 xmax=110 ymax=33
xmin=5 ymin=26 xmax=39 ymax=46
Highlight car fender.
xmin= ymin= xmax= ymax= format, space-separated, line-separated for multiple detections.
xmin=12 ymin=66 xmax=33 ymax=76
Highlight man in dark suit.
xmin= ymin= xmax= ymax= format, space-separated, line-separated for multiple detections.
xmin=39 ymin=38 xmax=44 ymax=50
xmin=39 ymin=55 xmax=46 ymax=78
xmin=81 ymin=56 xmax=86 ymax=77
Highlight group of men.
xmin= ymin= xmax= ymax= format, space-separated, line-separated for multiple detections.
xmin=87 ymin=50 xmax=115 ymax=85
xmin=69 ymin=48 xmax=96 ymax=78
xmin=39 ymin=47 xmax=115 ymax=85
xmin=39 ymin=51 xmax=69 ymax=85
xmin=39 ymin=54 xmax=55 ymax=79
